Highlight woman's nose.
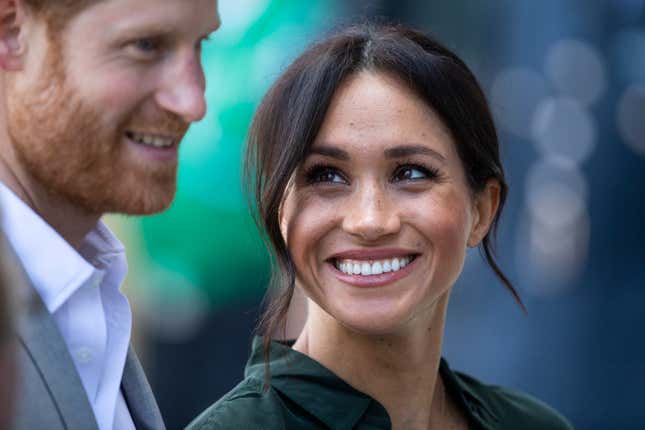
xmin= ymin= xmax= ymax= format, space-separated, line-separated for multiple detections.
xmin=341 ymin=183 xmax=401 ymax=241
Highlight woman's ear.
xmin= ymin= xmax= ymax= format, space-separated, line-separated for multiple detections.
xmin=278 ymin=199 xmax=288 ymax=243
xmin=467 ymin=179 xmax=501 ymax=248
xmin=0 ymin=0 xmax=27 ymax=71
xmin=278 ymin=178 xmax=296 ymax=243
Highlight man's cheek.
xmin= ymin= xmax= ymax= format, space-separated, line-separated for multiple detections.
xmin=87 ymin=71 xmax=150 ymax=113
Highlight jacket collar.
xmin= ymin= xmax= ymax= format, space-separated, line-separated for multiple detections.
xmin=245 ymin=337 xmax=390 ymax=430
xmin=14 ymin=264 xmax=99 ymax=430
xmin=7 ymin=232 xmax=160 ymax=430
xmin=122 ymin=348 xmax=166 ymax=430
xmin=439 ymin=359 xmax=499 ymax=429
xmin=246 ymin=337 xmax=500 ymax=430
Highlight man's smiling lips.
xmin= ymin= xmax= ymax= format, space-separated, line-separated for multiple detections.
xmin=125 ymin=130 xmax=179 ymax=148
xmin=327 ymin=248 xmax=420 ymax=288
xmin=124 ymin=130 xmax=182 ymax=162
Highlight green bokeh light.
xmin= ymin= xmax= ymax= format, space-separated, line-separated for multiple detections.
xmin=126 ymin=1 xmax=343 ymax=309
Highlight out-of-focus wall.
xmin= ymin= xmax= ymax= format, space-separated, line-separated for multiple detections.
xmin=107 ymin=1 xmax=645 ymax=428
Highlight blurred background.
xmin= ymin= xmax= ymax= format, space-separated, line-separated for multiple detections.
xmin=104 ymin=0 xmax=645 ymax=428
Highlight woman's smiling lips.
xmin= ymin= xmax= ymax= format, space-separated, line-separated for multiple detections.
xmin=327 ymin=248 xmax=420 ymax=288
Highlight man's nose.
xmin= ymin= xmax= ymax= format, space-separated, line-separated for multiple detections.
xmin=155 ymin=52 xmax=207 ymax=123
xmin=341 ymin=182 xmax=401 ymax=241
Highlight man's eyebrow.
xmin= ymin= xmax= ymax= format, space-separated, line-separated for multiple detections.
xmin=107 ymin=23 xmax=172 ymax=40
xmin=384 ymin=145 xmax=446 ymax=162
xmin=308 ymin=145 xmax=350 ymax=161
xmin=108 ymin=19 xmax=221 ymax=41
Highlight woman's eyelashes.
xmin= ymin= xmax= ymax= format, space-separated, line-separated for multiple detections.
xmin=304 ymin=164 xmax=348 ymax=185
xmin=302 ymin=162 xmax=442 ymax=186
xmin=391 ymin=163 xmax=441 ymax=183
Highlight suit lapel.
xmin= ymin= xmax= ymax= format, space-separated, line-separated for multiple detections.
xmin=7 ymin=238 xmax=163 ymax=430
xmin=16 ymin=290 xmax=99 ymax=430
xmin=122 ymin=347 xmax=166 ymax=430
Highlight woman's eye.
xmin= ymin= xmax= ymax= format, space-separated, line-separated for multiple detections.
xmin=305 ymin=166 xmax=347 ymax=185
xmin=392 ymin=164 xmax=436 ymax=182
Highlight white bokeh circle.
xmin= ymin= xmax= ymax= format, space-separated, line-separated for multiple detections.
xmin=490 ymin=67 xmax=549 ymax=139
xmin=531 ymin=97 xmax=596 ymax=164
xmin=545 ymin=38 xmax=607 ymax=106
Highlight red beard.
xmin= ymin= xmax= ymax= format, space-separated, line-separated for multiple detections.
xmin=5 ymin=39 xmax=189 ymax=216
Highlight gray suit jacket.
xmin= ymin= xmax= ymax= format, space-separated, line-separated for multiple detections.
xmin=9 ymin=248 xmax=166 ymax=430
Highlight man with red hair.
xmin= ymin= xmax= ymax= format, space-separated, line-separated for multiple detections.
xmin=0 ymin=0 xmax=220 ymax=428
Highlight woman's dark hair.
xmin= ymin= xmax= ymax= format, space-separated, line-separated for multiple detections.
xmin=245 ymin=23 xmax=525 ymax=370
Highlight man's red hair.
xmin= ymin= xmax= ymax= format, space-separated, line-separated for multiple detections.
xmin=24 ymin=0 xmax=100 ymax=32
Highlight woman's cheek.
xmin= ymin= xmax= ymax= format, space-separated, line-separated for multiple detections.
xmin=416 ymin=192 xmax=473 ymax=282
xmin=286 ymin=196 xmax=338 ymax=267
xmin=438 ymin=207 xmax=473 ymax=278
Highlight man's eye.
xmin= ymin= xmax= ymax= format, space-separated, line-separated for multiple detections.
xmin=134 ymin=38 xmax=159 ymax=52
xmin=304 ymin=165 xmax=347 ymax=185
xmin=125 ymin=38 xmax=163 ymax=59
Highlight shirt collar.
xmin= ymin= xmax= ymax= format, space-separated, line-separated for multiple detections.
xmin=440 ymin=359 xmax=500 ymax=429
xmin=245 ymin=336 xmax=388 ymax=430
xmin=246 ymin=336 xmax=501 ymax=430
xmin=0 ymin=182 xmax=127 ymax=314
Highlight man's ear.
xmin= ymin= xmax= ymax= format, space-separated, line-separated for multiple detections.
xmin=467 ymin=179 xmax=501 ymax=248
xmin=0 ymin=0 xmax=27 ymax=71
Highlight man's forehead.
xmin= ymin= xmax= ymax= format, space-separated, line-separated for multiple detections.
xmin=77 ymin=0 xmax=220 ymax=37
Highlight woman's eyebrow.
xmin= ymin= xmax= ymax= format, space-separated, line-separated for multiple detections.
xmin=384 ymin=145 xmax=446 ymax=162
xmin=308 ymin=145 xmax=350 ymax=160
xmin=308 ymin=144 xmax=446 ymax=162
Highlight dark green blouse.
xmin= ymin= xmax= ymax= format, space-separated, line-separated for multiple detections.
xmin=187 ymin=337 xmax=573 ymax=430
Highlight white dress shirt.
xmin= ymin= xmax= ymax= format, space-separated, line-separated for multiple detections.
xmin=0 ymin=182 xmax=136 ymax=430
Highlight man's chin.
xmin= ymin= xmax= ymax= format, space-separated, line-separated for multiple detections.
xmin=107 ymin=186 xmax=177 ymax=216
xmin=62 ymin=179 xmax=178 ymax=217
xmin=118 ymin=197 xmax=176 ymax=216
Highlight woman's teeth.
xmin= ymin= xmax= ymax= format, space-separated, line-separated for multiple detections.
xmin=334 ymin=257 xmax=413 ymax=276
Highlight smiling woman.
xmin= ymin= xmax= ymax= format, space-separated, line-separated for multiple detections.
xmin=279 ymin=71 xmax=501 ymax=339
xmin=188 ymin=23 xmax=574 ymax=430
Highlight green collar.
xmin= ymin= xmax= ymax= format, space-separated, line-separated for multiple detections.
xmin=244 ymin=337 xmax=499 ymax=429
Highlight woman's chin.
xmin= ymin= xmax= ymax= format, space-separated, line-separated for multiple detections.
xmin=331 ymin=308 xmax=412 ymax=337
xmin=322 ymin=293 xmax=446 ymax=338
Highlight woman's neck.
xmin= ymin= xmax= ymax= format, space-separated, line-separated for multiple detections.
xmin=293 ymin=292 xmax=454 ymax=430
